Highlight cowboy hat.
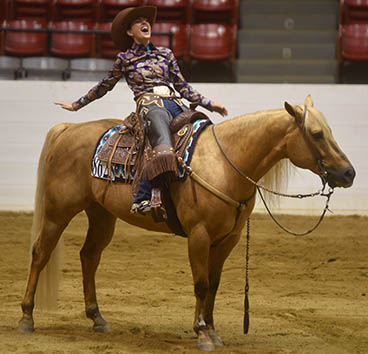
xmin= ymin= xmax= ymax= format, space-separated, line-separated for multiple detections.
xmin=111 ymin=6 xmax=157 ymax=51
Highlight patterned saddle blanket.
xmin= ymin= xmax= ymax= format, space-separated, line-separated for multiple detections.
xmin=91 ymin=118 xmax=211 ymax=183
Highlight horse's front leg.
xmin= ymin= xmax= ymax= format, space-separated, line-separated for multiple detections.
xmin=81 ymin=204 xmax=116 ymax=333
xmin=188 ymin=225 xmax=215 ymax=352
xmin=204 ymin=232 xmax=242 ymax=347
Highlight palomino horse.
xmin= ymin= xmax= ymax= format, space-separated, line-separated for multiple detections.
xmin=18 ymin=95 xmax=355 ymax=351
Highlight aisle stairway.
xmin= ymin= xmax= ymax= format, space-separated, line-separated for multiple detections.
xmin=237 ymin=0 xmax=339 ymax=83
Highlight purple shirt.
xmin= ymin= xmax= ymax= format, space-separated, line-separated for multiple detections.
xmin=72 ymin=42 xmax=213 ymax=111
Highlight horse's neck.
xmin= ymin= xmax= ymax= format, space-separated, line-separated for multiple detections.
xmin=216 ymin=109 xmax=291 ymax=182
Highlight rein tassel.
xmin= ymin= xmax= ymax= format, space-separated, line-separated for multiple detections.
xmin=243 ymin=284 xmax=250 ymax=334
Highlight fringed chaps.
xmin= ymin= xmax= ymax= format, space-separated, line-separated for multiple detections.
xmin=136 ymin=93 xmax=180 ymax=188
xmin=142 ymin=144 xmax=179 ymax=187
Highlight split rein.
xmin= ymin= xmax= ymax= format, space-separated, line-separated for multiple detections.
xmin=209 ymin=119 xmax=334 ymax=335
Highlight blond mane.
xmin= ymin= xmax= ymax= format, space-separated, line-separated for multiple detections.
xmin=259 ymin=158 xmax=296 ymax=206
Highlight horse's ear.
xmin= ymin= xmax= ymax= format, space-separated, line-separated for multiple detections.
xmin=304 ymin=95 xmax=314 ymax=107
xmin=284 ymin=102 xmax=304 ymax=126
xmin=284 ymin=101 xmax=295 ymax=117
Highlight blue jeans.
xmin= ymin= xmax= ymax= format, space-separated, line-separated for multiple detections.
xmin=134 ymin=98 xmax=184 ymax=203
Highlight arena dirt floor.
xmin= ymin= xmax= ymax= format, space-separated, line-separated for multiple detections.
xmin=0 ymin=211 xmax=367 ymax=354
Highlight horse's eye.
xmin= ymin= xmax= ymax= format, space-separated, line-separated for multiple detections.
xmin=312 ymin=131 xmax=324 ymax=140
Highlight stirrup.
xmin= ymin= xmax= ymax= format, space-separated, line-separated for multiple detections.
xmin=150 ymin=188 xmax=167 ymax=222
xmin=130 ymin=200 xmax=151 ymax=215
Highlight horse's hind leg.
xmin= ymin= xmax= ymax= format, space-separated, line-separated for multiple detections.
xmin=81 ymin=202 xmax=116 ymax=333
xmin=18 ymin=217 xmax=70 ymax=332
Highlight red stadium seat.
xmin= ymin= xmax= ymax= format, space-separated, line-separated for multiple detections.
xmin=9 ymin=0 xmax=53 ymax=20
xmin=52 ymin=0 xmax=98 ymax=21
xmin=186 ymin=23 xmax=237 ymax=80
xmin=99 ymin=0 xmax=144 ymax=22
xmin=146 ymin=0 xmax=189 ymax=23
xmin=4 ymin=19 xmax=48 ymax=56
xmin=151 ymin=22 xmax=187 ymax=58
xmin=190 ymin=0 xmax=238 ymax=24
xmin=342 ymin=0 xmax=368 ymax=24
xmin=50 ymin=21 xmax=94 ymax=58
xmin=189 ymin=23 xmax=236 ymax=60
xmin=95 ymin=22 xmax=120 ymax=58
xmin=341 ymin=23 xmax=368 ymax=59
xmin=0 ymin=0 xmax=8 ymax=22
xmin=338 ymin=23 xmax=368 ymax=82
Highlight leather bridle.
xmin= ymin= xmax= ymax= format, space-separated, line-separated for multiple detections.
xmin=210 ymin=105 xmax=334 ymax=237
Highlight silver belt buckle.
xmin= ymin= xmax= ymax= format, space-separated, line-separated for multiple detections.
xmin=153 ymin=85 xmax=172 ymax=97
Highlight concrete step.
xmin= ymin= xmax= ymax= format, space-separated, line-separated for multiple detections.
xmin=238 ymin=42 xmax=336 ymax=59
xmin=240 ymin=13 xmax=338 ymax=30
xmin=236 ymin=58 xmax=338 ymax=76
xmin=240 ymin=0 xmax=339 ymax=15
xmin=237 ymin=74 xmax=336 ymax=84
xmin=238 ymin=29 xmax=338 ymax=44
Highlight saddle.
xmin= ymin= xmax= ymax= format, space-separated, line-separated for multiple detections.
xmin=97 ymin=108 xmax=209 ymax=225
xmin=97 ymin=109 xmax=207 ymax=173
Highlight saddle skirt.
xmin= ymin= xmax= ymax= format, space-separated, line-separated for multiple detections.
xmin=91 ymin=118 xmax=211 ymax=183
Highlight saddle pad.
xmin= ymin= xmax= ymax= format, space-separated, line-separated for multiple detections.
xmin=91 ymin=119 xmax=212 ymax=183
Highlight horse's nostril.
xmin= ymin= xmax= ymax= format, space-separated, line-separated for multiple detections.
xmin=344 ymin=167 xmax=356 ymax=181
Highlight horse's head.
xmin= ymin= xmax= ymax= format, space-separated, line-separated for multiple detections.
xmin=284 ymin=95 xmax=355 ymax=189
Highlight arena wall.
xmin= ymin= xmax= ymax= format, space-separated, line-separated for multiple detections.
xmin=0 ymin=81 xmax=366 ymax=215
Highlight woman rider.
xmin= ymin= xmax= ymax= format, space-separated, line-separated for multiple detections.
xmin=55 ymin=6 xmax=228 ymax=214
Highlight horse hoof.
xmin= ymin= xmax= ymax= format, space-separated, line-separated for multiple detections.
xmin=17 ymin=318 xmax=34 ymax=333
xmin=211 ymin=336 xmax=224 ymax=347
xmin=208 ymin=328 xmax=224 ymax=347
xmin=93 ymin=323 xmax=110 ymax=333
xmin=198 ymin=341 xmax=215 ymax=352
xmin=198 ymin=331 xmax=215 ymax=352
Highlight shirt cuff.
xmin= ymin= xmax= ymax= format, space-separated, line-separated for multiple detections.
xmin=72 ymin=96 xmax=90 ymax=111
xmin=201 ymin=97 xmax=213 ymax=112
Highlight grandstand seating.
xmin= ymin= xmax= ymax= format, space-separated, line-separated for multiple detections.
xmin=52 ymin=0 xmax=98 ymax=21
xmin=340 ymin=23 xmax=368 ymax=60
xmin=4 ymin=19 xmax=48 ymax=56
xmin=151 ymin=22 xmax=187 ymax=58
xmin=190 ymin=0 xmax=238 ymax=25
xmin=186 ymin=23 xmax=236 ymax=81
xmin=3 ymin=18 xmax=48 ymax=78
xmin=0 ymin=0 xmax=8 ymax=22
xmin=146 ymin=0 xmax=188 ymax=23
xmin=99 ymin=0 xmax=145 ymax=22
xmin=338 ymin=0 xmax=368 ymax=82
xmin=0 ymin=0 xmax=240 ymax=81
xmin=341 ymin=0 xmax=368 ymax=24
xmin=50 ymin=20 xmax=94 ymax=58
xmin=8 ymin=0 xmax=53 ymax=20
xmin=95 ymin=21 xmax=120 ymax=58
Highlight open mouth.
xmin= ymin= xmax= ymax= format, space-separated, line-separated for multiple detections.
xmin=141 ymin=25 xmax=149 ymax=34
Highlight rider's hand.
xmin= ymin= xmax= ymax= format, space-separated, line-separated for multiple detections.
xmin=211 ymin=102 xmax=228 ymax=117
xmin=54 ymin=101 xmax=75 ymax=111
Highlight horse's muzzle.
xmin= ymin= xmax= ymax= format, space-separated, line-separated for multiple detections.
xmin=326 ymin=166 xmax=356 ymax=188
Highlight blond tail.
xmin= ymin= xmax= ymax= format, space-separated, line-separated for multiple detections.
xmin=30 ymin=123 xmax=71 ymax=310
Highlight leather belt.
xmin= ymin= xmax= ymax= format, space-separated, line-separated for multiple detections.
xmin=152 ymin=85 xmax=174 ymax=97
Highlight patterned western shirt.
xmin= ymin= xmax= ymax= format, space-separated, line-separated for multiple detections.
xmin=72 ymin=42 xmax=213 ymax=111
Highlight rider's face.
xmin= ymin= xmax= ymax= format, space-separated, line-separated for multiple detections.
xmin=127 ymin=17 xmax=152 ymax=46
